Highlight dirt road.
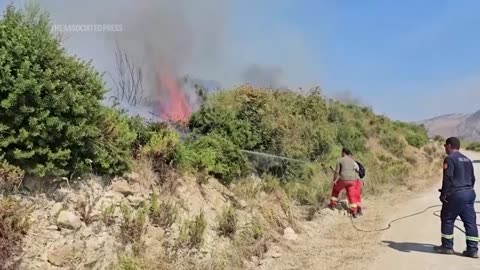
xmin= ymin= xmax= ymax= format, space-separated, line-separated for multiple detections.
xmin=255 ymin=150 xmax=479 ymax=270
xmin=371 ymin=150 xmax=480 ymax=270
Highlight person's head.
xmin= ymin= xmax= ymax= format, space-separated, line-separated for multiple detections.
xmin=341 ymin=148 xmax=352 ymax=157
xmin=444 ymin=137 xmax=461 ymax=155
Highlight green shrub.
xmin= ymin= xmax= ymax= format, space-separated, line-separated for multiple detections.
xmin=189 ymin=106 xmax=258 ymax=148
xmin=380 ymin=132 xmax=406 ymax=157
xmin=0 ymin=5 xmax=135 ymax=177
xmin=177 ymin=134 xmax=250 ymax=185
xmin=140 ymin=125 xmax=179 ymax=160
xmin=405 ymin=132 xmax=428 ymax=148
xmin=91 ymin=107 xmax=137 ymax=175
xmin=139 ymin=125 xmax=180 ymax=182
xmin=466 ymin=142 xmax=480 ymax=152
xmin=336 ymin=124 xmax=366 ymax=153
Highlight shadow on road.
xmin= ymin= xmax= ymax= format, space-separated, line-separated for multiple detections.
xmin=382 ymin=241 xmax=438 ymax=254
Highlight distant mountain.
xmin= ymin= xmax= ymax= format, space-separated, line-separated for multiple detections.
xmin=418 ymin=110 xmax=480 ymax=142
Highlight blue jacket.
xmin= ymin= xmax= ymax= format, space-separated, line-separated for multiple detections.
xmin=441 ymin=151 xmax=476 ymax=194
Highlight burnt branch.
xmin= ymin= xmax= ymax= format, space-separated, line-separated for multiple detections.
xmin=108 ymin=41 xmax=146 ymax=107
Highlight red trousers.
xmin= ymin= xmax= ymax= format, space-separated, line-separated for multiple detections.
xmin=355 ymin=180 xmax=362 ymax=208
xmin=329 ymin=180 xmax=360 ymax=212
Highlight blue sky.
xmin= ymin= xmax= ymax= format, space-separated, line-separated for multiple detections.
xmin=228 ymin=0 xmax=480 ymax=120
xmin=2 ymin=0 xmax=479 ymax=121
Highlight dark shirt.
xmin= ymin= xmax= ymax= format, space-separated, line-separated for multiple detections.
xmin=441 ymin=151 xmax=476 ymax=194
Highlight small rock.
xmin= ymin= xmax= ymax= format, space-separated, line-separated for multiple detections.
xmin=48 ymin=252 xmax=68 ymax=267
xmin=104 ymin=191 xmax=118 ymax=199
xmin=270 ymin=251 xmax=282 ymax=258
xmin=111 ymin=180 xmax=135 ymax=197
xmin=50 ymin=203 xmax=64 ymax=218
xmin=81 ymin=227 xmax=94 ymax=238
xmin=52 ymin=188 xmax=71 ymax=202
xmin=251 ymin=256 xmax=260 ymax=265
xmin=47 ymin=225 xmax=59 ymax=231
xmin=127 ymin=195 xmax=144 ymax=206
xmin=145 ymin=225 xmax=165 ymax=240
xmin=283 ymin=227 xmax=298 ymax=241
xmin=57 ymin=211 xmax=82 ymax=230
xmin=47 ymin=244 xmax=80 ymax=267
xmin=125 ymin=172 xmax=141 ymax=183
xmin=238 ymin=199 xmax=248 ymax=208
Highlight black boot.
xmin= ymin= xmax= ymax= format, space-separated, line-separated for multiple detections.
xmin=433 ymin=245 xmax=454 ymax=255
xmin=462 ymin=250 xmax=479 ymax=258
xmin=357 ymin=207 xmax=363 ymax=216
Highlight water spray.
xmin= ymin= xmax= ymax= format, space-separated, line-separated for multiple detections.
xmin=240 ymin=150 xmax=310 ymax=164
xmin=240 ymin=149 xmax=336 ymax=173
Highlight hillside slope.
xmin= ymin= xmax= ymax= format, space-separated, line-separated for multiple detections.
xmin=418 ymin=110 xmax=480 ymax=142
xmin=0 ymin=4 xmax=446 ymax=270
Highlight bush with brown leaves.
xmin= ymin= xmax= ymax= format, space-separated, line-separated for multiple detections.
xmin=0 ymin=198 xmax=31 ymax=270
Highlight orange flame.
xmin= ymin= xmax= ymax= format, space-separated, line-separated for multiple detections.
xmin=153 ymin=60 xmax=192 ymax=122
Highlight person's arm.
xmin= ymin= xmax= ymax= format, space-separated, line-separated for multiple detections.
xmin=471 ymin=162 xmax=476 ymax=187
xmin=333 ymin=160 xmax=341 ymax=183
xmin=440 ymin=157 xmax=455 ymax=202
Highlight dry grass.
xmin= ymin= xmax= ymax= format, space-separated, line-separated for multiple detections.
xmin=131 ymin=158 xmax=158 ymax=188
xmin=0 ymin=161 xmax=24 ymax=194
xmin=177 ymin=211 xmax=207 ymax=249
xmin=0 ymin=197 xmax=31 ymax=270
xmin=232 ymin=179 xmax=260 ymax=200
xmin=119 ymin=204 xmax=148 ymax=255
xmin=217 ymin=205 xmax=238 ymax=238
xmin=75 ymin=193 xmax=101 ymax=226
xmin=149 ymin=192 xmax=178 ymax=229
xmin=102 ymin=203 xmax=116 ymax=227
xmin=111 ymin=254 xmax=170 ymax=270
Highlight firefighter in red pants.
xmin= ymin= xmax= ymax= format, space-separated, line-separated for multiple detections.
xmin=348 ymin=151 xmax=364 ymax=216
xmin=328 ymin=148 xmax=361 ymax=218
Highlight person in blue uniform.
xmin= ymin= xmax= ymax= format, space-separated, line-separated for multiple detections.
xmin=434 ymin=137 xmax=478 ymax=258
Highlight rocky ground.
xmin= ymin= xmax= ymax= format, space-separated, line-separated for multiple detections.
xmin=4 ymin=142 xmax=444 ymax=270
xmin=7 ymin=169 xmax=299 ymax=270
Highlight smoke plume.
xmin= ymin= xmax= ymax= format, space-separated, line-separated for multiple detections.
xmin=10 ymin=0 xmax=318 ymax=120
xmin=331 ymin=90 xmax=366 ymax=106
xmin=241 ymin=64 xmax=286 ymax=88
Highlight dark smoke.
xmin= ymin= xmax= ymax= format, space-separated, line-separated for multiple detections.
xmin=241 ymin=64 xmax=285 ymax=88
xmin=8 ymin=0 xmax=321 ymax=118
xmin=331 ymin=90 xmax=366 ymax=106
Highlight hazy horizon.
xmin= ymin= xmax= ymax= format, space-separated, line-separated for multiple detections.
xmin=2 ymin=0 xmax=479 ymax=122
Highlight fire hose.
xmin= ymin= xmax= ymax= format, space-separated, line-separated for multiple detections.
xmin=349 ymin=201 xmax=480 ymax=233
xmin=239 ymin=150 xmax=480 ymax=233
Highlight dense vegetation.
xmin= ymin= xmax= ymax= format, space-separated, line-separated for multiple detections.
xmin=187 ymin=86 xmax=431 ymax=201
xmin=0 ymin=4 xmax=439 ymax=269
xmin=0 ymin=5 xmax=136 ymax=182
xmin=0 ymin=3 xmax=432 ymax=196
